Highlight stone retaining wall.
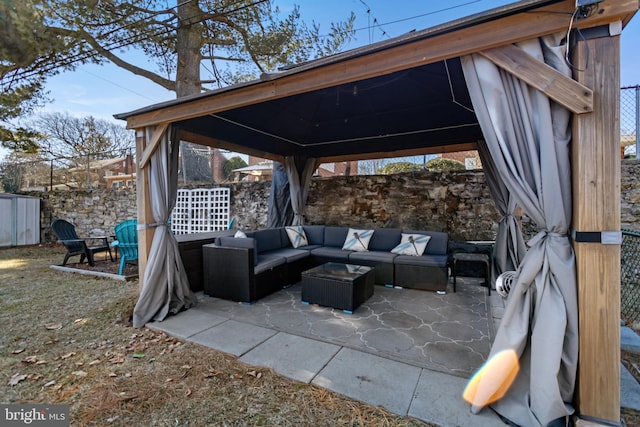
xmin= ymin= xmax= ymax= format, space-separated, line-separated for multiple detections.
xmin=24 ymin=161 xmax=640 ymax=244
xmin=29 ymin=189 xmax=138 ymax=243
xmin=622 ymin=160 xmax=640 ymax=231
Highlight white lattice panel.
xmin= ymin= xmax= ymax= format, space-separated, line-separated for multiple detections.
xmin=171 ymin=188 xmax=230 ymax=234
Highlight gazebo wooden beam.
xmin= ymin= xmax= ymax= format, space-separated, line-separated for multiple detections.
xmin=479 ymin=44 xmax=593 ymax=114
xmin=138 ymin=122 xmax=169 ymax=169
xmin=317 ymin=142 xmax=477 ymax=164
xmin=177 ymin=129 xmax=285 ymax=164
xmin=134 ymin=128 xmax=155 ymax=286
xmin=122 ymin=0 xmax=637 ymax=130
xmin=572 ymin=27 xmax=622 ymax=426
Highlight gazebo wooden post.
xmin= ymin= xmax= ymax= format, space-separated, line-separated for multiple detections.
xmin=134 ymin=127 xmax=155 ymax=288
xmin=572 ymin=26 xmax=622 ymax=425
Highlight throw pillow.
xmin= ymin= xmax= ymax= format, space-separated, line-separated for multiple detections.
xmin=391 ymin=233 xmax=431 ymax=256
xmin=285 ymin=226 xmax=309 ymax=248
xmin=234 ymin=230 xmax=247 ymax=238
xmin=342 ymin=228 xmax=374 ymax=252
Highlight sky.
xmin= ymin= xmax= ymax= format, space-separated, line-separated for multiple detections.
xmin=3 ymin=0 xmax=640 ymax=160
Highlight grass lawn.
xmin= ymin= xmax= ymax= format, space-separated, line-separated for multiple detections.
xmin=0 ymin=244 xmax=430 ymax=426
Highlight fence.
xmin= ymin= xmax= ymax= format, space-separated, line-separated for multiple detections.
xmin=621 ymin=85 xmax=639 ymax=158
xmin=170 ymin=188 xmax=230 ymax=234
xmin=622 ymin=230 xmax=640 ymax=324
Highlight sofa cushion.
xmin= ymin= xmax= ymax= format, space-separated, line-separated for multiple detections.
xmin=285 ymin=226 xmax=309 ymax=248
xmin=323 ymin=226 xmax=349 ymax=248
xmin=249 ymin=228 xmax=283 ymax=253
xmin=219 ymin=236 xmax=258 ymax=265
xmin=255 ymin=254 xmax=287 ymax=275
xmin=265 ymin=248 xmax=310 ymax=263
xmin=310 ymin=246 xmax=351 ymax=263
xmin=402 ymin=230 xmax=448 ymax=255
xmin=368 ymin=228 xmax=402 ymax=251
xmin=302 ymin=225 xmax=325 ymax=245
xmin=342 ymin=228 xmax=374 ymax=252
xmin=391 ymin=233 xmax=431 ymax=256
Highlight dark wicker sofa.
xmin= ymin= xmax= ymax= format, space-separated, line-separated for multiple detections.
xmin=203 ymin=225 xmax=449 ymax=303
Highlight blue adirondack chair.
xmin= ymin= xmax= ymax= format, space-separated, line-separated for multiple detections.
xmin=51 ymin=219 xmax=113 ymax=266
xmin=113 ymin=219 xmax=138 ymax=275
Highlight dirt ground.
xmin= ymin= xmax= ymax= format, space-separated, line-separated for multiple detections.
xmin=0 ymin=244 xmax=430 ymax=426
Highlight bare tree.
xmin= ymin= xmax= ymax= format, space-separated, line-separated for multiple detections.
xmin=35 ymin=112 xmax=135 ymax=188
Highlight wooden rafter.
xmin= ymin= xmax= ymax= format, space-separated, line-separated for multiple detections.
xmin=316 ymin=142 xmax=478 ymax=165
xmin=138 ymin=123 xmax=169 ymax=169
xmin=479 ymin=44 xmax=593 ymax=114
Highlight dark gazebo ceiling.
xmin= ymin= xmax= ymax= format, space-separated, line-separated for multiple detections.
xmin=174 ymin=58 xmax=482 ymax=160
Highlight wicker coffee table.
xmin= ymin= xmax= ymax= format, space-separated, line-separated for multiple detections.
xmin=301 ymin=262 xmax=374 ymax=314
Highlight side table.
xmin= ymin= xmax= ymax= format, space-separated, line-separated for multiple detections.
xmin=452 ymin=252 xmax=491 ymax=295
xmin=301 ymin=262 xmax=374 ymax=314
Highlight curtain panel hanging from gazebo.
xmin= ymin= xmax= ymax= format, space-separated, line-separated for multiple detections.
xmin=132 ymin=126 xmax=197 ymax=328
xmin=267 ymin=162 xmax=294 ymax=228
xmin=284 ymin=156 xmax=317 ymax=226
xmin=461 ymin=33 xmax=578 ymax=427
xmin=476 ymin=140 xmax=527 ymax=281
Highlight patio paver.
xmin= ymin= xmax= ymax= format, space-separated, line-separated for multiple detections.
xmin=146 ymin=308 xmax=227 ymax=339
xmin=240 ymin=332 xmax=340 ymax=383
xmin=409 ymin=367 xmax=504 ymax=426
xmin=312 ymin=347 xmax=422 ymax=415
xmin=187 ymin=319 xmax=276 ymax=356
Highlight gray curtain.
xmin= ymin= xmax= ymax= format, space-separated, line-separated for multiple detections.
xmin=267 ymin=162 xmax=294 ymax=228
xmin=284 ymin=156 xmax=317 ymax=226
xmin=476 ymin=140 xmax=526 ymax=282
xmin=133 ymin=127 xmax=197 ymax=328
xmin=461 ymin=33 xmax=578 ymax=426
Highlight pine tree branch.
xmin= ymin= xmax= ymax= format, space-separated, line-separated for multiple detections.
xmin=201 ymin=55 xmax=245 ymax=62
xmin=212 ymin=16 xmax=266 ymax=74
xmin=78 ymin=29 xmax=176 ymax=92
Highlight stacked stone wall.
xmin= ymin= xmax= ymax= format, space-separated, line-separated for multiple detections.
xmin=26 ymin=189 xmax=138 ymax=243
xmin=22 ymin=161 xmax=640 ymax=244
xmin=304 ymin=170 xmax=499 ymax=241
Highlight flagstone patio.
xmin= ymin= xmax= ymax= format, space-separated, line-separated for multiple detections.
xmin=149 ymin=277 xmax=506 ymax=426
xmin=184 ymin=279 xmax=493 ymax=378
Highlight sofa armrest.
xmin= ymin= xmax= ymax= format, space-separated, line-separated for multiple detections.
xmin=218 ymin=236 xmax=258 ymax=265
xmin=203 ymin=244 xmax=256 ymax=301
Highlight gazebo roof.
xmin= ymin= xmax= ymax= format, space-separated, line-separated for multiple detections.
xmin=115 ymin=0 xmax=637 ymax=164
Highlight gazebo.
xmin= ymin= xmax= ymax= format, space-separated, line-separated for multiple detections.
xmin=115 ymin=0 xmax=639 ymax=425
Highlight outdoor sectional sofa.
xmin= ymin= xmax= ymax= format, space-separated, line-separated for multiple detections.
xmin=202 ymin=225 xmax=449 ymax=304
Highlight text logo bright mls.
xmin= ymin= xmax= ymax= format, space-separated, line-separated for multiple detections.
xmin=1 ymin=404 xmax=69 ymax=426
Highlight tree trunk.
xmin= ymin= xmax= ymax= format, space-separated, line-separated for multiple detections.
xmin=176 ymin=0 xmax=203 ymax=98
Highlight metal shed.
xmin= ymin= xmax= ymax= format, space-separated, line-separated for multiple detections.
xmin=0 ymin=194 xmax=41 ymax=247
